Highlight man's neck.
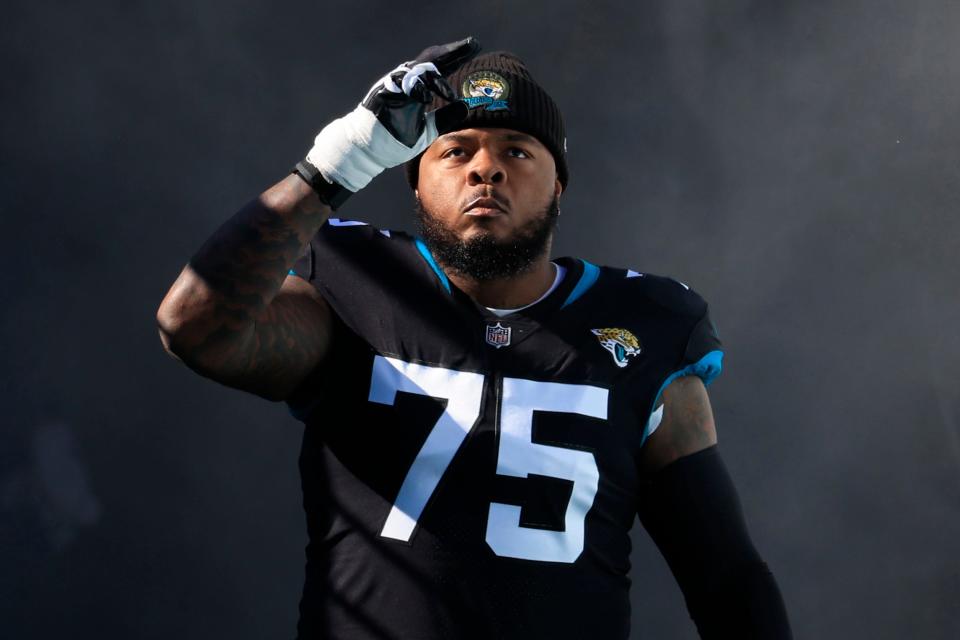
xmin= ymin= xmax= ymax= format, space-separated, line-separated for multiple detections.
xmin=446 ymin=256 xmax=557 ymax=309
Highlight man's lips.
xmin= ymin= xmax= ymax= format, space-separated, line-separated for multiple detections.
xmin=464 ymin=196 xmax=508 ymax=216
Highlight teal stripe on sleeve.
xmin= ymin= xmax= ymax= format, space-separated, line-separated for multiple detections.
xmin=640 ymin=350 xmax=724 ymax=446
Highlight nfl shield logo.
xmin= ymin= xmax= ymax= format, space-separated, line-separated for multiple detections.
xmin=485 ymin=322 xmax=512 ymax=349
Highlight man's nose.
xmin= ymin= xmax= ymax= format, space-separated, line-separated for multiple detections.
xmin=467 ymin=148 xmax=505 ymax=185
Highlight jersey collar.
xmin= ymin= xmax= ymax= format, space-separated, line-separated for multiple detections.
xmin=410 ymin=237 xmax=602 ymax=320
xmin=462 ymin=257 xmax=599 ymax=324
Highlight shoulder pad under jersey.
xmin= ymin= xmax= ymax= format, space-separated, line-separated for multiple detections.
xmin=615 ymin=268 xmax=709 ymax=321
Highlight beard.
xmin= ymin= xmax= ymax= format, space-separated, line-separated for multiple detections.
xmin=415 ymin=193 xmax=559 ymax=281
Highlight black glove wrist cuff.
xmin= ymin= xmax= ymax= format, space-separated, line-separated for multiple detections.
xmin=292 ymin=160 xmax=351 ymax=210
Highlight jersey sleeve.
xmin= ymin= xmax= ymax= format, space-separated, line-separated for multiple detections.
xmin=642 ymin=287 xmax=724 ymax=445
xmin=284 ymin=217 xmax=433 ymax=354
xmin=287 ymin=218 xmax=386 ymax=288
xmin=680 ymin=305 xmax=723 ymax=386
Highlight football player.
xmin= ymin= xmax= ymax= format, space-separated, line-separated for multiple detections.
xmin=157 ymin=38 xmax=791 ymax=639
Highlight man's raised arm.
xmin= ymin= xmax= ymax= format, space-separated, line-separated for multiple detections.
xmin=156 ymin=38 xmax=480 ymax=401
xmin=156 ymin=176 xmax=333 ymax=401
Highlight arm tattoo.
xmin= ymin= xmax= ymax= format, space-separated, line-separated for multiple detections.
xmin=662 ymin=376 xmax=717 ymax=452
xmin=641 ymin=375 xmax=718 ymax=472
xmin=164 ymin=176 xmax=331 ymax=392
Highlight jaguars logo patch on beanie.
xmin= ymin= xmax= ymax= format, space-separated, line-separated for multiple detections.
xmin=462 ymin=71 xmax=510 ymax=111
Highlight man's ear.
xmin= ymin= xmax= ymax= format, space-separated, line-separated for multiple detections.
xmin=555 ymin=177 xmax=563 ymax=199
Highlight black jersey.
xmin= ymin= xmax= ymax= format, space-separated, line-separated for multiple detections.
xmin=286 ymin=219 xmax=723 ymax=640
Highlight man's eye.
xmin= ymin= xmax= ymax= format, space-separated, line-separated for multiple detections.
xmin=508 ymin=148 xmax=530 ymax=158
xmin=442 ymin=148 xmax=465 ymax=158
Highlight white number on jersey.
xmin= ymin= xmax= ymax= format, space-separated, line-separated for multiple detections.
xmin=369 ymin=356 xmax=484 ymax=542
xmin=370 ymin=356 xmax=608 ymax=563
xmin=486 ymin=378 xmax=607 ymax=563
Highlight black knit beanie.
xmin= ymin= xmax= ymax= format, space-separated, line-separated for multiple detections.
xmin=405 ymin=51 xmax=568 ymax=190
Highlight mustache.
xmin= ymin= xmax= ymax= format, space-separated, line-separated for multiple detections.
xmin=461 ymin=189 xmax=511 ymax=212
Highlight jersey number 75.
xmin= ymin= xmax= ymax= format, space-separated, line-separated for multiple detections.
xmin=369 ymin=355 xmax=608 ymax=564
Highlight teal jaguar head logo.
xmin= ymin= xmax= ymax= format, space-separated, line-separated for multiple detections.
xmin=591 ymin=328 xmax=642 ymax=368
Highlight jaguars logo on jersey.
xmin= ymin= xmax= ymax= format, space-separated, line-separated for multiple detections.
xmin=591 ymin=328 xmax=642 ymax=368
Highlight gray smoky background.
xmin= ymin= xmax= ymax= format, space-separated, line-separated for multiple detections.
xmin=2 ymin=0 xmax=958 ymax=638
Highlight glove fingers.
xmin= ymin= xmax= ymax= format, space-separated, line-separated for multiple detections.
xmin=407 ymin=80 xmax=434 ymax=104
xmin=399 ymin=63 xmax=441 ymax=103
xmin=421 ymin=71 xmax=457 ymax=102
xmin=384 ymin=68 xmax=407 ymax=94
xmin=413 ymin=36 xmax=481 ymax=76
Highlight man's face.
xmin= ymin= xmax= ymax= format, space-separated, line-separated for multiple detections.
xmin=415 ymin=127 xmax=563 ymax=280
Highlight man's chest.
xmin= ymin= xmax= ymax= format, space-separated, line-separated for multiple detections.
xmin=312 ymin=309 xmax=676 ymax=566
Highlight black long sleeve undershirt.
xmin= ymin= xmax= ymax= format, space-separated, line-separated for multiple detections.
xmin=637 ymin=445 xmax=793 ymax=639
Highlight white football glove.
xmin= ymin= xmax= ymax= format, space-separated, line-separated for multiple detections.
xmin=303 ymin=38 xmax=480 ymax=195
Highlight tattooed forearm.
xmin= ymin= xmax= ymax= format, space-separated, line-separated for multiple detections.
xmin=190 ymin=176 xmax=321 ymax=321
xmin=157 ymin=175 xmax=333 ymax=397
